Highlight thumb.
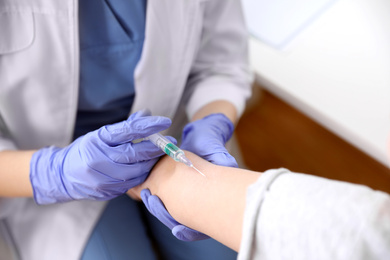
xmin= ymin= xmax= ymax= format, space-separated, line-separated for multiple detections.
xmin=207 ymin=149 xmax=238 ymax=168
xmin=141 ymin=189 xmax=178 ymax=230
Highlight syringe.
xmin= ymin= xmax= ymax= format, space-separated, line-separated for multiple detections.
xmin=145 ymin=133 xmax=205 ymax=177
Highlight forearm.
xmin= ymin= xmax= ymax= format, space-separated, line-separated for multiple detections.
xmin=191 ymin=100 xmax=237 ymax=124
xmin=131 ymin=152 xmax=260 ymax=251
xmin=0 ymin=150 xmax=35 ymax=197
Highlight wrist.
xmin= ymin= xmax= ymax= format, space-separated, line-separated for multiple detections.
xmin=30 ymin=146 xmax=72 ymax=204
xmin=0 ymin=150 xmax=35 ymax=197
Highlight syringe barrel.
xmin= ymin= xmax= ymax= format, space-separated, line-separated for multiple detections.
xmin=147 ymin=133 xmax=186 ymax=163
xmin=147 ymin=133 xmax=170 ymax=150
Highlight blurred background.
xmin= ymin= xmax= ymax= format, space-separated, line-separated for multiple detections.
xmin=234 ymin=0 xmax=390 ymax=193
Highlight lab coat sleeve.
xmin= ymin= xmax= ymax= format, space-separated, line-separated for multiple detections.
xmin=238 ymin=169 xmax=390 ymax=260
xmin=0 ymin=124 xmax=19 ymax=219
xmin=185 ymin=0 xmax=253 ymax=120
xmin=0 ymin=136 xmax=17 ymax=218
xmin=0 ymin=120 xmax=18 ymax=152
xmin=0 ymin=137 xmax=17 ymax=151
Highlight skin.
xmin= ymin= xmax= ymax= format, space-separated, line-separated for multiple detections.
xmin=0 ymin=101 xmax=237 ymax=197
xmin=128 ymin=152 xmax=261 ymax=251
xmin=0 ymin=150 xmax=34 ymax=197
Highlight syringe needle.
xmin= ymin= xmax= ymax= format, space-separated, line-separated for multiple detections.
xmin=145 ymin=133 xmax=206 ymax=177
xmin=191 ymin=165 xmax=206 ymax=177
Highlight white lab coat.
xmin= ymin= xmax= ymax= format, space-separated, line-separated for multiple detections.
xmin=0 ymin=0 xmax=252 ymax=259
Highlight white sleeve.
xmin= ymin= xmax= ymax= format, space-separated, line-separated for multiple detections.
xmin=0 ymin=117 xmax=17 ymax=151
xmin=185 ymin=0 xmax=253 ymax=119
xmin=0 ymin=117 xmax=18 ymax=219
xmin=238 ymin=169 xmax=390 ymax=260
xmin=0 ymin=137 xmax=17 ymax=151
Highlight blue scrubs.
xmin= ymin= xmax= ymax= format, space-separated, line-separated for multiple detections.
xmin=81 ymin=195 xmax=237 ymax=260
xmin=74 ymin=0 xmax=145 ymax=139
xmin=77 ymin=0 xmax=237 ymax=259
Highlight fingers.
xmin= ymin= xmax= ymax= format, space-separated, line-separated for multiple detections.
xmin=172 ymin=226 xmax=194 ymax=241
xmin=95 ymin=171 xmax=150 ymax=194
xmin=141 ymin=189 xmax=179 ymax=230
xmin=180 ymin=113 xmax=237 ymax=167
xmin=85 ymin=135 xmax=177 ymax=183
xmin=99 ymin=110 xmax=172 ymax=145
xmin=106 ymin=136 xmax=177 ymax=163
xmin=90 ymin=157 xmax=159 ymax=182
xmin=181 ymin=139 xmax=238 ymax=167
xmin=106 ymin=141 xmax=165 ymax=164
xmin=207 ymin=152 xmax=238 ymax=168
xmin=172 ymin=226 xmax=210 ymax=241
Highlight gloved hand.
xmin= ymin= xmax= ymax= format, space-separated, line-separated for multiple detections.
xmin=181 ymin=113 xmax=237 ymax=167
xmin=141 ymin=189 xmax=209 ymax=241
xmin=30 ymin=110 xmax=174 ymax=204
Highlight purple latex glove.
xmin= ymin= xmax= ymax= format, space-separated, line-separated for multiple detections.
xmin=141 ymin=189 xmax=209 ymax=241
xmin=30 ymin=110 xmax=175 ymax=204
xmin=181 ymin=113 xmax=238 ymax=167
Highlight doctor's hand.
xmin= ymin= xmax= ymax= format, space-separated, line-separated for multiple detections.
xmin=30 ymin=110 xmax=174 ymax=204
xmin=180 ymin=113 xmax=237 ymax=168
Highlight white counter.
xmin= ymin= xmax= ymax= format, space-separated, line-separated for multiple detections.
xmin=246 ymin=0 xmax=390 ymax=167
